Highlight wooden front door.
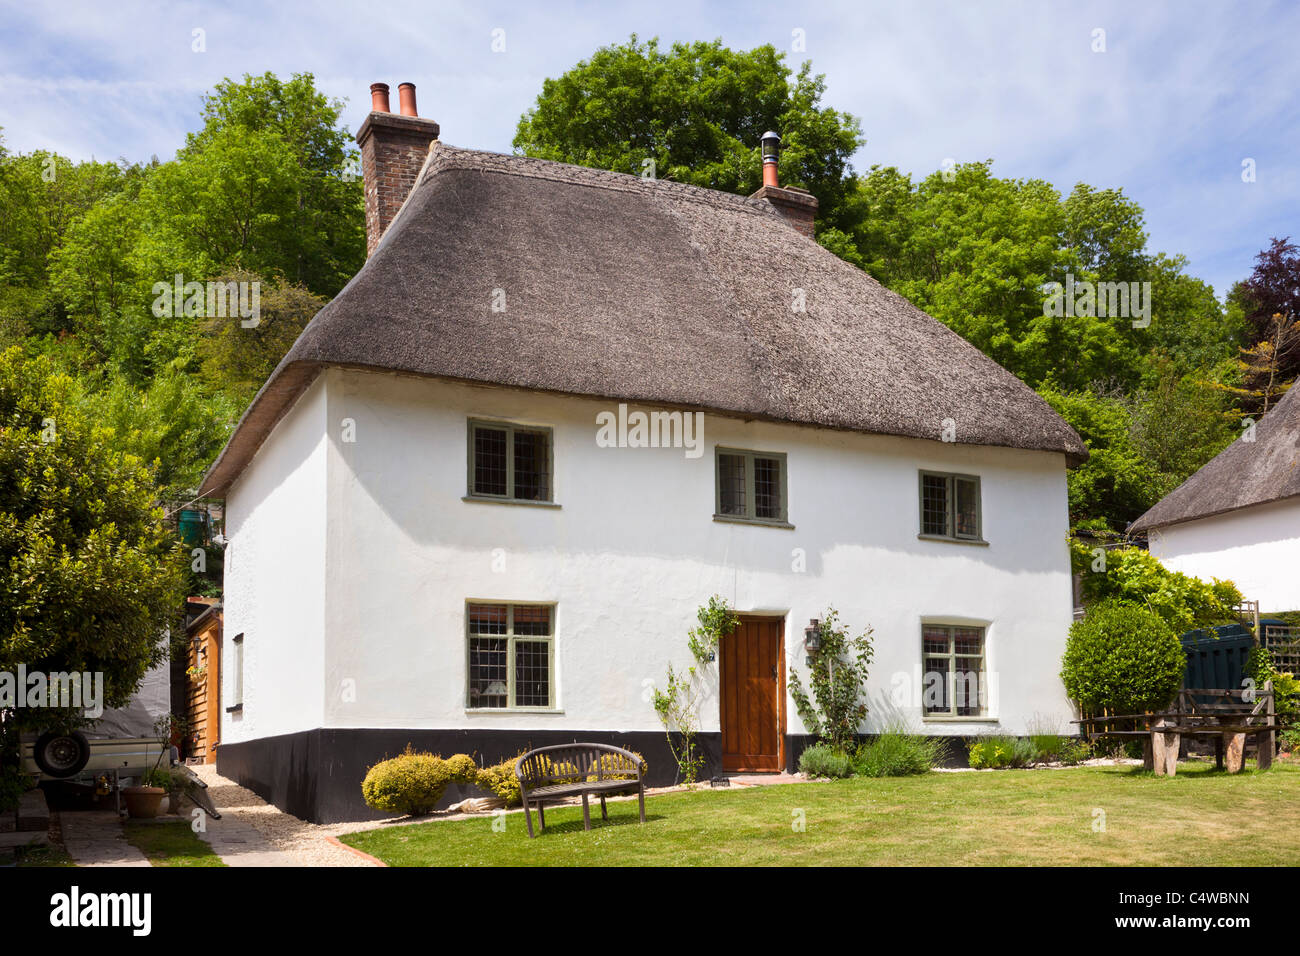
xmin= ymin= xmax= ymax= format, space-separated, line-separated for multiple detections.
xmin=720 ymin=617 xmax=785 ymax=772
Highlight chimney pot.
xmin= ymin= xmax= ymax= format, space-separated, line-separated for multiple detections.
xmin=749 ymin=132 xmax=817 ymax=241
xmin=760 ymin=130 xmax=781 ymax=188
xmin=356 ymin=82 xmax=440 ymax=256
xmin=398 ymin=82 xmax=418 ymax=117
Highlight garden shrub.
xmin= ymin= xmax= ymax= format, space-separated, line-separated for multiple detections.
xmin=1026 ymin=717 xmax=1092 ymax=764
xmin=788 ymin=608 xmax=875 ymax=752
xmin=1060 ymin=600 xmax=1185 ymax=716
xmin=361 ymin=746 xmax=479 ymax=816
xmin=798 ymin=743 xmax=853 ymax=779
xmin=1244 ymin=648 xmax=1300 ymax=724
xmin=968 ymin=735 xmax=1038 ymax=769
xmin=475 ymin=754 xmax=524 ymax=807
xmin=0 ymin=763 xmax=29 ymax=813
xmin=853 ymin=726 xmax=945 ymax=777
xmin=1069 ymin=541 xmax=1241 ymax=633
xmin=586 ymin=751 xmax=648 ymax=782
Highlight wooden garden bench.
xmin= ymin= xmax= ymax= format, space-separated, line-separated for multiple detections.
xmin=514 ymin=743 xmax=647 ymax=838
xmin=1073 ymin=682 xmax=1284 ymax=775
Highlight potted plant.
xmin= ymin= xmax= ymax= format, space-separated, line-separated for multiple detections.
xmin=123 ymin=713 xmax=188 ymax=819
xmin=165 ymin=766 xmax=191 ymax=814
xmin=123 ymin=765 xmax=169 ymax=819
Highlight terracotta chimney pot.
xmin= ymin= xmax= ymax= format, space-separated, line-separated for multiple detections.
xmin=398 ymin=82 xmax=418 ymax=117
xmin=370 ymin=82 xmax=390 ymax=113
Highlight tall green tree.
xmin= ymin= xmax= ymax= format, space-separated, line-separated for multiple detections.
xmin=0 ymin=348 xmax=187 ymax=795
xmin=514 ymin=36 xmax=864 ymax=232
xmin=176 ymin=72 xmax=366 ymax=296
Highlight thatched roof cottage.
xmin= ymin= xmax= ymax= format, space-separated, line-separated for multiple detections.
xmin=1131 ymin=385 xmax=1300 ymax=611
xmin=201 ymin=82 xmax=1085 ymax=822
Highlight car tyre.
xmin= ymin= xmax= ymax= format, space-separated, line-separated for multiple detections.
xmin=33 ymin=731 xmax=91 ymax=778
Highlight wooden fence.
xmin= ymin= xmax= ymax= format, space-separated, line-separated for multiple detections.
xmin=1263 ymin=624 xmax=1300 ymax=674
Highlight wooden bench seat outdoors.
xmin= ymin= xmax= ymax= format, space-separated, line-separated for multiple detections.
xmin=514 ymin=743 xmax=647 ymax=838
xmin=1074 ymin=683 xmax=1284 ymax=776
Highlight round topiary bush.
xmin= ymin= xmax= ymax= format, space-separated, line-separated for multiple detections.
xmin=361 ymin=747 xmax=478 ymax=816
xmin=1061 ymin=600 xmax=1185 ymax=715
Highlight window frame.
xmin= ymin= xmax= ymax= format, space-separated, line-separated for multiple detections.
xmin=713 ymin=446 xmax=792 ymax=528
xmin=921 ymin=623 xmax=988 ymax=719
xmin=917 ymin=470 xmax=983 ymax=542
xmin=465 ymin=418 xmax=556 ymax=504
xmin=226 ymin=633 xmax=244 ymax=714
xmin=464 ymin=602 xmax=557 ymax=712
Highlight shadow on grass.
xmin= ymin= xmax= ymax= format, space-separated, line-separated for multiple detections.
xmin=531 ymin=812 xmax=665 ymax=837
xmin=1117 ymin=761 xmax=1275 ymax=779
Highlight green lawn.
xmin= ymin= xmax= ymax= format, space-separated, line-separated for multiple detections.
xmin=123 ymin=819 xmax=227 ymax=867
xmin=340 ymin=760 xmax=1300 ymax=866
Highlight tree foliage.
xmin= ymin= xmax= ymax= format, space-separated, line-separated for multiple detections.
xmin=1043 ymin=370 xmax=1235 ymax=531
xmin=0 ymin=347 xmax=187 ymax=734
xmin=1069 ymin=540 xmax=1241 ymax=633
xmin=1231 ymin=237 xmax=1300 ymax=406
xmin=515 ymin=36 xmax=864 ymax=232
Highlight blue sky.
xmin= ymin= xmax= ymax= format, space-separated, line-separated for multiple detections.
xmin=2 ymin=0 xmax=1296 ymax=297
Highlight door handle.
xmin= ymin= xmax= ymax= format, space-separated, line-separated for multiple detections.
xmin=771 ymin=665 xmax=778 ymax=679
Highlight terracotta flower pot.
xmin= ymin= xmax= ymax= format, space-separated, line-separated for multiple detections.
xmin=123 ymin=786 xmax=166 ymax=819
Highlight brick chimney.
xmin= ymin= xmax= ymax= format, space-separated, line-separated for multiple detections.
xmin=356 ymin=82 xmax=441 ymax=255
xmin=749 ymin=130 xmax=818 ymax=239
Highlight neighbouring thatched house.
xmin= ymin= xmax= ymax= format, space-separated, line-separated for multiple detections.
xmin=1131 ymin=385 xmax=1300 ymax=612
xmin=197 ymin=81 xmax=1087 ymax=822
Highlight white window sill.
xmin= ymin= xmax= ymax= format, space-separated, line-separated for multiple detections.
xmin=465 ymin=708 xmax=564 ymax=715
xmin=917 ymin=534 xmax=988 ymax=546
xmin=922 ymin=716 xmax=999 ymax=724
xmin=462 ymin=496 xmax=561 ymax=509
xmin=713 ymin=514 xmax=796 ymax=530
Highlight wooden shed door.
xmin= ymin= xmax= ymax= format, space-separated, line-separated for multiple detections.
xmin=720 ymin=617 xmax=785 ymax=772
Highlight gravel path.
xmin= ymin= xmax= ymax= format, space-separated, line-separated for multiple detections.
xmin=189 ymin=765 xmax=373 ymax=866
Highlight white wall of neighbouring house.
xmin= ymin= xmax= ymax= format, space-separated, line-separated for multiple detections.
xmin=314 ymin=368 xmax=1076 ymax=739
xmin=1148 ymin=497 xmax=1300 ymax=612
xmin=219 ymin=375 xmax=329 ymax=746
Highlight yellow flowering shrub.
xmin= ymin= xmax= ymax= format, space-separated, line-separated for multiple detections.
xmin=361 ymin=746 xmax=479 ymax=815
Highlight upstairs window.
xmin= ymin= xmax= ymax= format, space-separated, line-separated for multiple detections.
xmin=919 ymin=471 xmax=982 ymax=541
xmin=715 ymin=448 xmax=789 ymax=525
xmin=466 ymin=603 xmax=554 ymax=710
xmin=468 ymin=420 xmax=553 ymax=502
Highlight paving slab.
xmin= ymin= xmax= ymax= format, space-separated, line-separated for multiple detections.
xmin=195 ymin=815 xmax=293 ymax=867
xmin=60 ymin=810 xmax=150 ymax=867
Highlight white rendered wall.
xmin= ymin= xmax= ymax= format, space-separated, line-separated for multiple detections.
xmin=220 ymin=376 xmax=328 ymax=744
xmin=1148 ymin=497 xmax=1300 ymax=612
xmin=315 ymin=369 xmax=1075 ymax=739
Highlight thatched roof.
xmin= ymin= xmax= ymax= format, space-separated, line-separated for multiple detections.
xmin=198 ymin=143 xmax=1085 ymax=496
xmin=1130 ymin=385 xmax=1300 ymax=533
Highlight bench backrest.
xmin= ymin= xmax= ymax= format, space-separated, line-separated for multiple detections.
xmin=514 ymin=743 xmax=645 ymax=787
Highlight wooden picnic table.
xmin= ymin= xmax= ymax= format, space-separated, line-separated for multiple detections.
xmin=1071 ymin=682 xmax=1280 ymax=776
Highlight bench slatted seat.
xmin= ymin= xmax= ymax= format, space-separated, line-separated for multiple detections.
xmin=514 ymin=743 xmax=647 ymax=838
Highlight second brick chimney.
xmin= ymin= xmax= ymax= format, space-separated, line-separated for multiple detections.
xmin=356 ymin=82 xmax=441 ymax=255
xmin=749 ymin=130 xmax=818 ymax=238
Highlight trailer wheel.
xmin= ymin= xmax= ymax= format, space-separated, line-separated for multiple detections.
xmin=33 ymin=731 xmax=90 ymax=778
